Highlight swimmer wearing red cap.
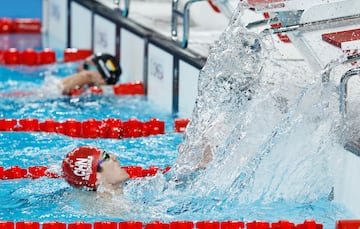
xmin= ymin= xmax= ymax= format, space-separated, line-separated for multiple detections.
xmin=62 ymin=146 xmax=129 ymax=192
xmin=60 ymin=53 xmax=122 ymax=95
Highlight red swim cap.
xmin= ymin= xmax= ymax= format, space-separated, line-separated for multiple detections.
xmin=62 ymin=146 xmax=102 ymax=190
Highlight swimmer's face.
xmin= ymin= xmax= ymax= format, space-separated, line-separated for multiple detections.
xmin=77 ymin=56 xmax=96 ymax=72
xmin=77 ymin=57 xmax=107 ymax=86
xmin=96 ymin=152 xmax=130 ymax=187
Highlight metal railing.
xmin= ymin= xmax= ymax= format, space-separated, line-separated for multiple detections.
xmin=113 ymin=0 xmax=130 ymax=17
xmin=339 ymin=67 xmax=360 ymax=115
xmin=339 ymin=66 xmax=360 ymax=156
xmin=321 ymin=53 xmax=360 ymax=83
xmin=253 ymin=10 xmax=360 ymax=81
xmin=171 ymin=0 xmax=207 ymax=48
xmin=261 ymin=13 xmax=360 ymax=35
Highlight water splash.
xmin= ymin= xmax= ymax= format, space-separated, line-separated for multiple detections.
xmin=147 ymin=2 xmax=351 ymax=223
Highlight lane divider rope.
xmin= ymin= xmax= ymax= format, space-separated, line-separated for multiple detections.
xmin=0 ymin=168 xmax=357 ymax=228
xmin=0 ymin=165 xmax=171 ymax=180
xmin=0 ymin=18 xmax=41 ymax=33
xmin=69 ymin=81 xmax=146 ymax=96
xmin=0 ymin=219 xmax=332 ymax=229
xmin=0 ymin=48 xmax=92 ymax=65
xmin=0 ymin=118 xmax=190 ymax=138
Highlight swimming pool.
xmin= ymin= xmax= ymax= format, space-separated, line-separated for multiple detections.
xmin=8 ymin=0 xmax=360 ymax=223
xmin=0 ymin=53 xmax=182 ymax=218
xmin=0 ymin=35 xmax=356 ymax=229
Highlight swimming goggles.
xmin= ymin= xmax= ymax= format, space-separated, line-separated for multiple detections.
xmin=97 ymin=151 xmax=111 ymax=167
xmin=83 ymin=62 xmax=99 ymax=71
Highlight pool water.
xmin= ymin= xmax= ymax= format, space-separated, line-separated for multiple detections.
xmin=0 ymin=61 xmax=351 ymax=229
xmin=0 ymin=35 xmax=356 ymax=228
xmin=0 ymin=61 xmax=183 ymax=220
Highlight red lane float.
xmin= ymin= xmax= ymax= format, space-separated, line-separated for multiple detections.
xmin=271 ymin=220 xmax=294 ymax=229
xmin=3 ymin=48 xmax=20 ymax=65
xmin=0 ymin=165 xmax=170 ymax=180
xmin=21 ymin=48 xmax=38 ymax=66
xmin=94 ymin=222 xmax=117 ymax=229
xmin=63 ymin=48 xmax=93 ymax=62
xmin=12 ymin=18 xmax=41 ymax=33
xmin=296 ymin=220 xmax=323 ymax=229
xmin=195 ymin=221 xmax=246 ymax=229
xmin=336 ymin=220 xmax=360 ymax=229
xmin=16 ymin=222 xmax=40 ymax=229
xmin=221 ymin=221 xmax=245 ymax=229
xmin=42 ymin=223 xmax=66 ymax=229
xmin=144 ymin=221 xmax=169 ymax=229
xmin=197 ymin=221 xmax=220 ymax=229
xmin=40 ymin=48 xmax=57 ymax=64
xmin=170 ymin=221 xmax=194 ymax=229
xmin=0 ymin=48 xmax=57 ymax=65
xmin=0 ymin=165 xmax=60 ymax=179
xmin=113 ymin=81 xmax=145 ymax=95
xmin=0 ymin=118 xmax=165 ymax=139
xmin=68 ymin=81 xmax=146 ymax=96
xmin=174 ymin=118 xmax=190 ymax=133
xmin=119 ymin=222 xmax=143 ymax=229
xmin=0 ymin=18 xmax=41 ymax=33
xmin=0 ymin=18 xmax=12 ymax=33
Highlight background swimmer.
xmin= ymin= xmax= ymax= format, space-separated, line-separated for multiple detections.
xmin=59 ymin=53 xmax=122 ymax=94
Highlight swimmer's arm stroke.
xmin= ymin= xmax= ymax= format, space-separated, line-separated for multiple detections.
xmin=60 ymin=70 xmax=106 ymax=95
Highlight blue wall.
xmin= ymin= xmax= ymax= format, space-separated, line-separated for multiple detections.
xmin=0 ymin=0 xmax=42 ymax=19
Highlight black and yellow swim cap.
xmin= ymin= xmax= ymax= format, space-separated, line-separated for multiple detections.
xmin=91 ymin=53 xmax=122 ymax=85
